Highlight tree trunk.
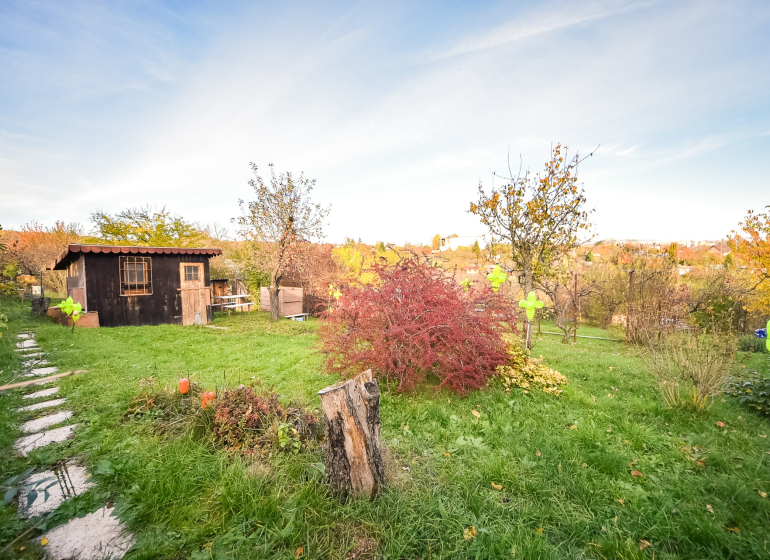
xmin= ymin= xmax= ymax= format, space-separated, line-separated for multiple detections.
xmin=318 ymin=370 xmax=385 ymax=501
xmin=269 ymin=281 xmax=280 ymax=322
xmin=521 ymin=265 xmax=534 ymax=349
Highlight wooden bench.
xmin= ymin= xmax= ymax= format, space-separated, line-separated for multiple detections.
xmin=285 ymin=313 xmax=310 ymax=321
xmin=222 ymin=302 xmax=254 ymax=315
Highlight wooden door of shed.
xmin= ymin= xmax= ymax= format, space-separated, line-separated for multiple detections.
xmin=179 ymin=263 xmax=210 ymax=325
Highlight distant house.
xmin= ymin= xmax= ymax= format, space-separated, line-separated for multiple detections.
xmin=52 ymin=244 xmax=222 ymax=327
xmin=439 ymin=235 xmax=487 ymax=252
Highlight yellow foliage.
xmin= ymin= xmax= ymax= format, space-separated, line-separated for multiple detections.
xmin=495 ymin=334 xmax=567 ymax=396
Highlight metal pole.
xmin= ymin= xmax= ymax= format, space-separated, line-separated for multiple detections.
xmin=626 ymin=270 xmax=635 ymax=342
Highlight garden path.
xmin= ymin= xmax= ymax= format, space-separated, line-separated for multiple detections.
xmin=11 ymin=331 xmax=135 ymax=559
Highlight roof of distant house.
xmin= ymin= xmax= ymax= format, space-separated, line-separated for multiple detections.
xmin=51 ymin=244 xmax=222 ymax=270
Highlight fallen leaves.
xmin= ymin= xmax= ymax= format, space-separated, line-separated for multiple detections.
xmin=535 ymin=450 xmax=541 ymax=457
xmin=631 ymin=470 xmax=643 ymax=478
xmin=617 ymin=499 xmax=626 ymax=506
xmin=491 ymin=481 xmax=503 ymax=491
xmin=295 ymin=546 xmax=304 ymax=558
xmin=471 ymin=410 xmax=481 ymax=418
xmin=725 ymin=527 xmax=740 ymax=533
xmin=535 ymin=528 xmax=544 ymax=535
xmin=706 ymin=504 xmax=714 ymax=514
xmin=716 ymin=421 xmax=726 ymax=428
xmin=758 ymin=490 xmax=768 ymax=499
xmin=639 ymin=539 xmax=651 ymax=550
xmin=463 ymin=526 xmax=477 ymax=541
xmin=41 ymin=537 xmax=48 ymax=546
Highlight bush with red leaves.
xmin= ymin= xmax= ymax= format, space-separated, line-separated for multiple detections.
xmin=319 ymin=257 xmax=516 ymax=394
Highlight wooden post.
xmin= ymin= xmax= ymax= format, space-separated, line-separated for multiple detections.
xmin=573 ymin=272 xmax=578 ymax=343
xmin=318 ymin=370 xmax=385 ymax=501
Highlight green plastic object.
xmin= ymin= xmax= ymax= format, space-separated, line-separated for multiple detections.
xmin=57 ymin=296 xmax=83 ymax=323
xmin=518 ymin=291 xmax=544 ymax=320
xmin=487 ymin=265 xmax=507 ymax=292
xmin=461 ymin=278 xmax=472 ymax=292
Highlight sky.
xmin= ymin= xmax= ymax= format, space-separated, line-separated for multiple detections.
xmin=1 ymin=0 xmax=769 ymax=245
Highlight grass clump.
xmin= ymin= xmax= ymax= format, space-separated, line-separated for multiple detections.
xmin=495 ymin=334 xmax=567 ymax=396
xmin=738 ymin=334 xmax=768 ymax=354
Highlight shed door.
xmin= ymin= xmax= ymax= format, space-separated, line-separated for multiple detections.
xmin=179 ymin=263 xmax=210 ymax=325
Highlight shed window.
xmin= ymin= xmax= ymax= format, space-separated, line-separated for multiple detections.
xmin=120 ymin=256 xmax=152 ymax=295
xmin=184 ymin=265 xmax=199 ymax=282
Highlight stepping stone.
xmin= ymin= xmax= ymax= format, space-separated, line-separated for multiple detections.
xmin=16 ymin=340 xmax=39 ymax=348
xmin=20 ymin=410 xmax=73 ymax=433
xmin=23 ymin=366 xmax=59 ymax=377
xmin=18 ymin=351 xmax=44 ymax=359
xmin=19 ymin=462 xmax=92 ymax=518
xmin=41 ymin=505 xmax=135 ymax=559
xmin=18 ymin=398 xmax=66 ymax=412
xmin=14 ymin=425 xmax=76 ymax=457
xmin=17 ymin=333 xmax=34 ymax=339
xmin=23 ymin=360 xmax=51 ymax=369
xmin=23 ymin=387 xmax=61 ymax=400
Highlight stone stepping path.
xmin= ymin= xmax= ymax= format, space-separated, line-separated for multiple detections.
xmin=23 ymin=387 xmax=60 ymax=400
xmin=18 ymin=398 xmax=66 ymax=412
xmin=9 ymin=331 xmax=135 ymax=557
xmin=21 ymin=411 xmax=74 ymax=433
xmin=42 ymin=506 xmax=135 ymax=558
xmin=19 ymin=462 xmax=92 ymax=518
xmin=23 ymin=366 xmax=59 ymax=378
xmin=14 ymin=425 xmax=77 ymax=457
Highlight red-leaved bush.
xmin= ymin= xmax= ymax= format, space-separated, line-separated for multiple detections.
xmin=319 ymin=257 xmax=516 ymax=394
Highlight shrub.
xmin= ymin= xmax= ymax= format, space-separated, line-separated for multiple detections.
xmin=727 ymin=374 xmax=770 ymax=416
xmin=738 ymin=335 xmax=768 ymax=354
xmin=319 ymin=257 xmax=515 ymax=394
xmin=495 ymin=334 xmax=567 ymax=396
xmin=640 ymin=330 xmax=735 ymax=410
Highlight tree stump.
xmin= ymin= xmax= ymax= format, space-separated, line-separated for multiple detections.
xmin=318 ymin=370 xmax=385 ymax=500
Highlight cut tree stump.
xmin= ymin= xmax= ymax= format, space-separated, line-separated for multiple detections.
xmin=318 ymin=369 xmax=385 ymax=500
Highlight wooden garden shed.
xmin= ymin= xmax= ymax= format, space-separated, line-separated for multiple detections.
xmin=51 ymin=244 xmax=222 ymax=327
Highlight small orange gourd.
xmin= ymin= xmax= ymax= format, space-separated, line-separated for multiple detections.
xmin=201 ymin=391 xmax=215 ymax=408
xmin=179 ymin=378 xmax=190 ymax=394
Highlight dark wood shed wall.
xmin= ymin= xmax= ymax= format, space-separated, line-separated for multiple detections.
xmin=84 ymin=253 xmax=211 ymax=327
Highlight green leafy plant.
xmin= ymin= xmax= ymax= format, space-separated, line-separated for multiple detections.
xmin=57 ymin=296 xmax=82 ymax=333
xmin=727 ymin=374 xmax=770 ymax=416
xmin=2 ymin=468 xmax=57 ymax=509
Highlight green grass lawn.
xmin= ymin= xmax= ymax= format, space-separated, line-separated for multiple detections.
xmin=1 ymin=296 xmax=770 ymax=559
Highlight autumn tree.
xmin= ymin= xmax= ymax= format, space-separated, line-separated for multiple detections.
xmin=470 ymin=144 xmax=594 ymax=344
xmin=2 ymin=222 xmax=83 ymax=295
xmin=236 ymin=163 xmax=329 ymax=321
xmin=89 ymin=206 xmax=206 ymax=247
xmin=431 ymin=234 xmax=440 ymax=251
xmin=729 ymin=206 xmax=770 ymax=315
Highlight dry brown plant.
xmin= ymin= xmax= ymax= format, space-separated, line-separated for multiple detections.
xmin=640 ymin=327 xmax=736 ymax=410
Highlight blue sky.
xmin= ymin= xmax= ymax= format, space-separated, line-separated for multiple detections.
xmin=1 ymin=0 xmax=769 ymax=244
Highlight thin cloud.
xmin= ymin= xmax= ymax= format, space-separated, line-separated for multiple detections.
xmin=432 ymin=0 xmax=659 ymax=60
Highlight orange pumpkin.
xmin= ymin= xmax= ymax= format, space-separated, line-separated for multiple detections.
xmin=179 ymin=378 xmax=190 ymax=395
